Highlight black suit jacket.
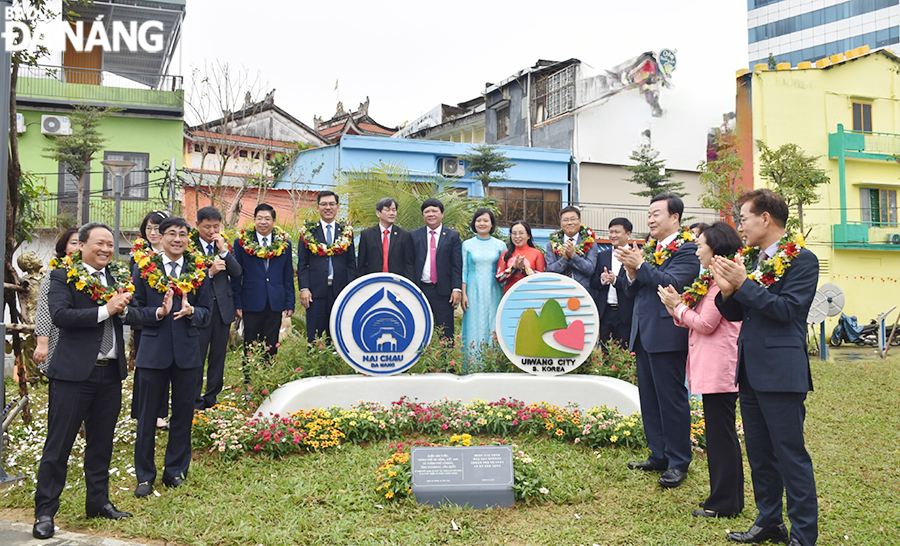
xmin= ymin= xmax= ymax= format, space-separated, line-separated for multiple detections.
xmin=715 ymin=247 xmax=818 ymax=393
xmin=47 ymin=268 xmax=133 ymax=382
xmin=296 ymin=222 xmax=356 ymax=296
xmin=357 ymin=224 xmax=414 ymax=279
xmin=201 ymin=247 xmax=241 ymax=324
xmin=625 ymin=241 xmax=700 ymax=353
xmin=410 ymin=225 xmax=462 ymax=297
xmin=591 ymin=249 xmax=634 ymax=319
xmin=232 ymin=239 xmax=295 ymax=313
xmin=130 ymin=263 xmax=211 ymax=369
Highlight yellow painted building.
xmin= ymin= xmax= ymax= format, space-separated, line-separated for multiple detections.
xmin=736 ymin=47 xmax=900 ymax=333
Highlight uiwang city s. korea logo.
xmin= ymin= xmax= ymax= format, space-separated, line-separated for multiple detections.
xmin=331 ymin=273 xmax=433 ymax=375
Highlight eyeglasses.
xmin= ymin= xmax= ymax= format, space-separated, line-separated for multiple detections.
xmin=739 ymin=213 xmax=757 ymax=224
xmin=163 ymin=231 xmax=189 ymax=239
xmin=319 ymin=202 xmax=338 ymax=208
xmin=145 ymin=225 xmax=160 ymax=233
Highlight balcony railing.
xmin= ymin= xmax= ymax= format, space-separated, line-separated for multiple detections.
xmin=16 ymin=64 xmax=183 ymax=111
xmin=829 ymin=124 xmax=900 ymax=161
xmin=36 ymin=193 xmax=175 ymax=233
xmin=832 ymin=219 xmax=900 ymax=250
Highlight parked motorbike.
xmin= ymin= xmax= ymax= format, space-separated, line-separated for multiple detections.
xmin=830 ymin=313 xmax=900 ymax=347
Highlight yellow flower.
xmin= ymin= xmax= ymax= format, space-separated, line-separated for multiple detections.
xmin=176 ymin=280 xmax=193 ymax=294
xmin=796 ymin=233 xmax=806 ymax=247
xmin=695 ymin=283 xmax=708 ymax=296
xmin=67 ymin=268 xmax=78 ymax=278
xmin=683 ymin=230 xmax=695 ymax=241
xmin=610 ymin=435 xmax=618 ymax=443
xmin=256 ymin=250 xmax=266 ymax=258
xmin=138 ymin=256 xmax=151 ymax=268
xmin=654 ymin=252 xmax=665 ymax=265
xmin=75 ymin=279 xmax=86 ymax=291
xmin=772 ymin=257 xmax=785 ymax=276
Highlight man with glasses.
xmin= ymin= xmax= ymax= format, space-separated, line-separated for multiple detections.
xmin=130 ymin=217 xmax=210 ymax=498
xmin=297 ymin=191 xmax=356 ymax=343
xmin=232 ymin=203 xmax=295 ymax=365
xmin=545 ymin=205 xmax=598 ymax=292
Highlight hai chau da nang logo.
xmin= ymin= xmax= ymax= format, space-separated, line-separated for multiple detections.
xmin=331 ymin=273 xmax=433 ymax=375
xmin=3 ymin=0 xmax=165 ymax=53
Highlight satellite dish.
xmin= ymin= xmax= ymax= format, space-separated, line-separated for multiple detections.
xmin=807 ymin=283 xmax=845 ymax=325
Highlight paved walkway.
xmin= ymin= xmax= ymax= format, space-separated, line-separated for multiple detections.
xmin=0 ymin=519 xmax=151 ymax=546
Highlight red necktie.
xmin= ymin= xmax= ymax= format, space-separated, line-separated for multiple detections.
xmin=429 ymin=230 xmax=438 ymax=284
xmin=382 ymin=229 xmax=390 ymax=273
xmin=656 ymin=242 xmax=662 ymax=253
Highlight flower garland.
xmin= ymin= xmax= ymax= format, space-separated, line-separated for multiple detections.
xmin=237 ymin=225 xmax=289 ymax=259
xmin=137 ymin=248 xmax=207 ymax=296
xmin=643 ymin=227 xmax=695 ymax=266
xmin=548 ymin=225 xmax=596 ymax=257
xmin=298 ymin=220 xmax=353 ymax=257
xmin=739 ymin=233 xmax=805 ymax=288
xmin=130 ymin=237 xmax=156 ymax=264
xmin=681 ymin=272 xmax=714 ymax=309
xmin=48 ymin=251 xmax=134 ymax=304
xmin=188 ymin=229 xmax=233 ymax=268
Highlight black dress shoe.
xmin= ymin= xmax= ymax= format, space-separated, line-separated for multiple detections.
xmin=788 ymin=539 xmax=801 ymax=546
xmin=162 ymin=475 xmax=184 ymax=488
xmin=33 ymin=515 xmax=54 ymax=539
xmin=727 ymin=523 xmax=789 ymax=544
xmin=134 ymin=481 xmax=154 ymax=498
xmin=692 ymin=509 xmax=737 ymax=518
xmin=658 ymin=468 xmax=687 ymax=488
xmin=87 ymin=502 xmax=133 ymax=520
xmin=627 ymin=459 xmax=667 ymax=471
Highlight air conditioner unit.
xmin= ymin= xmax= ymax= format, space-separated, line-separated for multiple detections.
xmin=16 ymin=113 xmax=25 ymax=134
xmin=41 ymin=115 xmax=72 ymax=136
xmin=887 ymin=233 xmax=900 ymax=245
xmin=440 ymin=157 xmax=465 ymax=177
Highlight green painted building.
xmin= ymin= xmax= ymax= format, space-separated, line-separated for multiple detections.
xmin=14 ymin=0 xmax=186 ymax=250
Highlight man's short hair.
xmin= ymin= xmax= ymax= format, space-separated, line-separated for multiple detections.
xmin=608 ymin=217 xmax=633 ymax=233
xmin=78 ymin=222 xmax=113 ymax=243
xmin=560 ymin=205 xmax=581 ymax=219
xmin=650 ymin=192 xmax=685 ymax=223
xmin=254 ymin=203 xmax=276 ymax=220
xmin=158 ymin=216 xmax=191 ymax=235
xmin=197 ymin=206 xmax=223 ymax=223
xmin=317 ymin=191 xmax=339 ymax=205
xmin=376 ymin=197 xmax=398 ymax=212
xmin=737 ymin=189 xmax=788 ymax=228
xmin=421 ymin=198 xmax=444 ymax=213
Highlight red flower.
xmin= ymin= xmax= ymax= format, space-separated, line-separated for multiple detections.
xmin=761 ymin=272 xmax=777 ymax=285
xmin=667 ymin=241 xmax=678 ymax=251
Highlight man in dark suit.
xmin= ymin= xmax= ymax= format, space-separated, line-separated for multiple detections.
xmin=194 ymin=206 xmax=241 ymax=410
xmin=410 ymin=198 xmax=462 ymax=340
xmin=713 ymin=190 xmax=818 ymax=546
xmin=297 ymin=191 xmax=356 ymax=343
xmin=592 ymin=217 xmax=635 ymax=346
xmin=232 ymin=203 xmax=295 ymax=366
xmin=545 ymin=205 xmax=598 ymax=292
xmin=356 ymin=197 xmax=414 ymax=279
xmin=33 ymin=223 xmax=134 ymax=539
xmin=131 ymin=217 xmax=211 ymax=499
xmin=616 ymin=192 xmax=699 ymax=489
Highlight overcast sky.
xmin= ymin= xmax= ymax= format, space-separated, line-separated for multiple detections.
xmin=179 ymin=0 xmax=749 ymax=131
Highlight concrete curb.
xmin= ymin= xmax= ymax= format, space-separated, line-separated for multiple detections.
xmin=0 ymin=519 xmax=151 ymax=546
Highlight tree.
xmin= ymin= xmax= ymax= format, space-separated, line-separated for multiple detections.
xmin=756 ymin=140 xmax=830 ymax=234
xmin=698 ymin=116 xmax=743 ymax=225
xmin=767 ymin=53 xmax=778 ymax=70
xmin=456 ymin=144 xmax=515 ymax=196
xmin=42 ymin=105 xmax=121 ymax=225
xmin=624 ymin=143 xmax=686 ymax=198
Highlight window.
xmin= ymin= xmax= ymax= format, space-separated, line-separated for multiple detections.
xmin=488 ymin=187 xmax=562 ymax=229
xmin=861 ymin=188 xmax=898 ymax=226
xmin=853 ymin=102 xmax=872 ymax=132
xmin=532 ymin=65 xmax=576 ymax=124
xmin=238 ymin=149 xmax=248 ymax=158
xmin=496 ymin=105 xmax=509 ymax=139
xmin=102 ymin=152 xmax=149 ymax=201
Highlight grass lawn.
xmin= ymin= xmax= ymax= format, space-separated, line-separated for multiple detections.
xmin=2 ymin=349 xmax=899 ymax=545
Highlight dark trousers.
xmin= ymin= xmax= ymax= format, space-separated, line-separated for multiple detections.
xmin=304 ymin=285 xmax=336 ymax=343
xmin=197 ymin=309 xmax=231 ymax=410
xmin=633 ymin=332 xmax=692 ymax=471
xmin=702 ymin=392 xmax=744 ymax=515
xmin=130 ymin=330 xmax=168 ymax=421
xmin=35 ymin=366 xmax=121 ymax=517
xmin=134 ymin=364 xmax=200 ymax=484
xmin=738 ymin=364 xmax=818 ymax=545
xmin=421 ymin=283 xmax=454 ymax=340
xmin=600 ymin=304 xmax=630 ymax=347
xmin=243 ymin=305 xmax=281 ymax=357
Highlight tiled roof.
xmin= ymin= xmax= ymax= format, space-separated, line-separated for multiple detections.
xmin=187 ymin=130 xmax=298 ymax=149
xmin=358 ymin=122 xmax=396 ymax=135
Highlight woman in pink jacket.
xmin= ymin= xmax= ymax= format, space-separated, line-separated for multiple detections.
xmin=658 ymin=221 xmax=745 ymax=518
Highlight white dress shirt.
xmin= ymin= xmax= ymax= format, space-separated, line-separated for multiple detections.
xmin=83 ymin=263 xmax=117 ymax=360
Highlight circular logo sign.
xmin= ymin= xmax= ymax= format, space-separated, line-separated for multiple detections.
xmin=331 ymin=273 xmax=434 ymax=375
xmin=495 ymin=273 xmax=600 ymax=376
xmin=659 ymin=49 xmax=677 ymax=74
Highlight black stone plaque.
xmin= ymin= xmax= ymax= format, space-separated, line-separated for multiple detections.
xmin=410 ymin=446 xmax=514 ymax=509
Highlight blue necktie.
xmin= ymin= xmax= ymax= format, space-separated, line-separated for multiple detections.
xmin=326 ymin=225 xmax=333 ymax=278
xmin=207 ymin=243 xmax=214 ymax=255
